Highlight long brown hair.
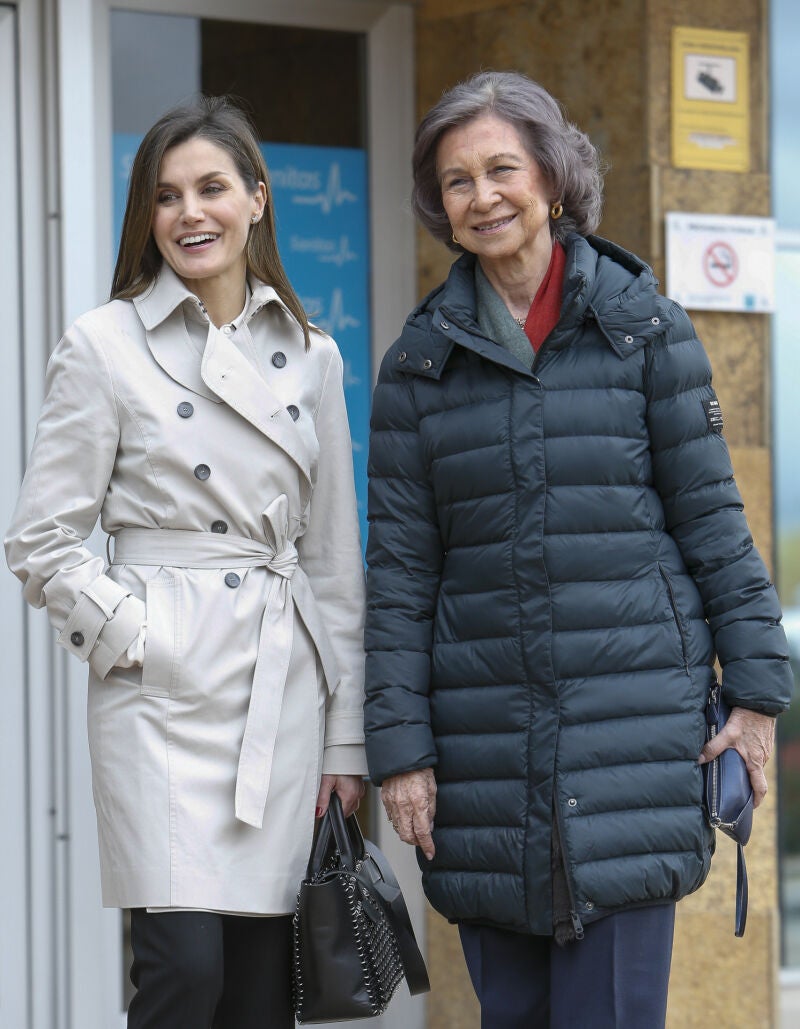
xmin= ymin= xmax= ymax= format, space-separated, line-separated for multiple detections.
xmin=111 ymin=96 xmax=310 ymax=348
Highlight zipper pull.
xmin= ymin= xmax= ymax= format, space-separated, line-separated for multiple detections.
xmin=706 ymin=683 xmax=721 ymax=725
xmin=570 ymin=911 xmax=585 ymax=940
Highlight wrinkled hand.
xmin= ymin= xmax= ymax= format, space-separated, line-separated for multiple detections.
xmin=381 ymin=768 xmax=437 ymax=860
xmin=698 ymin=706 xmax=776 ymax=808
xmin=316 ymin=774 xmax=366 ymax=819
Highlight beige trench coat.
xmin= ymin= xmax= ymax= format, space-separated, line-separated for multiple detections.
xmin=5 ymin=266 xmax=367 ymax=913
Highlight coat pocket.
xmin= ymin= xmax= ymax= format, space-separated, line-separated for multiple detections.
xmin=658 ymin=563 xmax=690 ymax=674
xmin=141 ymin=569 xmax=181 ymax=698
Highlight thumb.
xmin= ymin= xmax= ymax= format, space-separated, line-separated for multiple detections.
xmin=698 ymin=728 xmax=732 ymax=765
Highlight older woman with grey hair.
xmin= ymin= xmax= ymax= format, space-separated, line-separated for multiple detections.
xmin=364 ymin=70 xmax=791 ymax=1027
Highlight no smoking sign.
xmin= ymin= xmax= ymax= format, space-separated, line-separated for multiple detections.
xmin=703 ymin=241 xmax=738 ymax=288
xmin=666 ymin=212 xmax=775 ymax=312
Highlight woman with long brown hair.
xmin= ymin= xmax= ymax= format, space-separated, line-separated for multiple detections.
xmin=6 ymin=96 xmax=367 ymax=1027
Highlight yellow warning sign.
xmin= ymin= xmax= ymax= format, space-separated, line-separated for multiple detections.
xmin=671 ymin=27 xmax=750 ymax=173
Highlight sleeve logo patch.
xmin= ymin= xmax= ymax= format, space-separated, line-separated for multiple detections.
xmin=703 ymin=397 xmax=724 ymax=434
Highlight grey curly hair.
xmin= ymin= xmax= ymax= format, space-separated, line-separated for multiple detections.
xmin=412 ymin=70 xmax=605 ymax=250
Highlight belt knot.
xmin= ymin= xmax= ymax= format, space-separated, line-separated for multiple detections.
xmin=267 ymin=542 xmax=298 ymax=580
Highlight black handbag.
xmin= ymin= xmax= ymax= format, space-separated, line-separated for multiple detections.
xmin=292 ymin=793 xmax=430 ymax=1023
xmin=703 ymin=683 xmax=754 ymax=937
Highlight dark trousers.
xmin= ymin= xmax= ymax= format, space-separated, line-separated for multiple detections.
xmin=459 ymin=903 xmax=676 ymax=1029
xmin=127 ymin=909 xmax=294 ymax=1029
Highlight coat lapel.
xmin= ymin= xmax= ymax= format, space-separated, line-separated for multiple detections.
xmin=202 ymin=323 xmax=312 ymax=487
xmin=143 ymin=315 xmax=222 ymax=402
xmin=134 ymin=266 xmax=221 ymax=402
xmin=134 ymin=267 xmax=312 ymax=485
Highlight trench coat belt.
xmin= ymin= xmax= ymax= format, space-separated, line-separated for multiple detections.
xmin=111 ymin=525 xmax=341 ymax=830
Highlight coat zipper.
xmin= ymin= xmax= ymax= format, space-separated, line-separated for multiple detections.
xmin=658 ymin=563 xmax=690 ymax=674
xmin=552 ymin=794 xmax=584 ymax=940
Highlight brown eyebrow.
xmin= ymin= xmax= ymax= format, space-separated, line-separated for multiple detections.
xmin=156 ymin=171 xmax=232 ymax=189
xmin=439 ymin=151 xmax=524 ymax=179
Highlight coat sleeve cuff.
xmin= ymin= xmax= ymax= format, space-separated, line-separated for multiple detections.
xmin=57 ymin=574 xmax=145 ymax=679
xmin=90 ymin=594 xmax=147 ymax=679
xmin=324 ymin=708 xmax=366 ymax=746
xmin=322 ymin=744 xmax=369 ymax=776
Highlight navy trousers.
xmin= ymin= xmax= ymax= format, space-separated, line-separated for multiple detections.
xmin=127 ymin=909 xmax=294 ymax=1029
xmin=459 ymin=903 xmax=676 ymax=1029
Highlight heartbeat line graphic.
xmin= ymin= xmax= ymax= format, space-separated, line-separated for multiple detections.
xmin=342 ymin=359 xmax=362 ymax=388
xmin=292 ymin=163 xmax=357 ymax=214
xmin=316 ymin=289 xmax=361 ymax=336
xmin=319 ymin=236 xmax=358 ymax=267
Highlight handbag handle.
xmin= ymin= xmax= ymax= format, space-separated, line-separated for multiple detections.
xmin=327 ymin=792 xmax=366 ymax=871
xmin=306 ymin=792 xmax=365 ymax=877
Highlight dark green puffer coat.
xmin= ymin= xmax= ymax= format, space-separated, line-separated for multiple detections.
xmin=364 ymin=234 xmax=792 ymax=936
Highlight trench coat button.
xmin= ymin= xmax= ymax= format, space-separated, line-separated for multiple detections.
xmin=422 ymin=359 xmax=432 ymax=370
xmin=70 ymin=631 xmax=85 ymax=647
xmin=271 ymin=351 xmax=287 ymax=368
xmin=211 ymin=520 xmax=228 ymax=534
xmin=286 ymin=404 xmax=300 ymax=421
xmin=177 ymin=402 xmax=194 ymax=418
xmin=224 ymin=572 xmax=241 ymax=588
xmin=222 ymin=324 xmax=234 ymax=335
xmin=398 ymin=351 xmax=407 ymax=363
xmin=194 ymin=464 xmax=211 ymax=481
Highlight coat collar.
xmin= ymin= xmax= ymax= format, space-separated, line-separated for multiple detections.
xmin=132 ymin=262 xmax=290 ymax=331
xmin=399 ymin=235 xmax=672 ymax=379
xmin=132 ymin=264 xmax=311 ymax=486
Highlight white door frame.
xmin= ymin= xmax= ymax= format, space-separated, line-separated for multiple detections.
xmin=51 ymin=2 xmax=418 ymax=1027
xmin=2 ymin=2 xmax=79 ymax=1027
xmin=0 ymin=7 xmax=30 ymax=1028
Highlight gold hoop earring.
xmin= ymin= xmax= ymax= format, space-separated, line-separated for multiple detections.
xmin=550 ymin=202 xmax=563 ymax=220
xmin=452 ymin=232 xmax=460 ymax=246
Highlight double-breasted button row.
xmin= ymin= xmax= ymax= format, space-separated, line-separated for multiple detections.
xmin=265 ymin=353 xmax=299 ymax=418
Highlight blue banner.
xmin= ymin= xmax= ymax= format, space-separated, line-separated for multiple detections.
xmin=113 ymin=136 xmax=371 ymax=548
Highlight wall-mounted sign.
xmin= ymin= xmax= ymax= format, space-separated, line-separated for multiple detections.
xmin=665 ymin=212 xmax=775 ymax=312
xmin=671 ymin=26 xmax=750 ymax=172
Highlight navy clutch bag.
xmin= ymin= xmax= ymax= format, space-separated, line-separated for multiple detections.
xmin=703 ymin=684 xmax=753 ymax=937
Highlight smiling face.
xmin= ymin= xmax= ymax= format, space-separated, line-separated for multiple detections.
xmin=151 ymin=136 xmax=266 ymax=301
xmin=437 ymin=113 xmax=553 ymax=275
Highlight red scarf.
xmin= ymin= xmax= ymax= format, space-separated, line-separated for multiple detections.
xmin=523 ymin=242 xmax=566 ymax=352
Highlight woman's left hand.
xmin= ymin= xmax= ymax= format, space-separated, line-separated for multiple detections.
xmin=315 ymin=774 xmax=366 ymax=819
xmin=698 ymin=706 xmax=777 ymax=808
